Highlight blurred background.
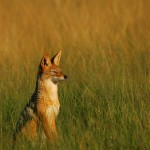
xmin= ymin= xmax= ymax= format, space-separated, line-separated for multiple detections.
xmin=0 ymin=0 xmax=150 ymax=149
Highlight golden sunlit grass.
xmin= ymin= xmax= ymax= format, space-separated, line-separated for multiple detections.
xmin=0 ymin=0 xmax=150 ymax=149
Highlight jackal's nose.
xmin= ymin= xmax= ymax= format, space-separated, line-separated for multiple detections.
xmin=64 ymin=75 xmax=68 ymax=79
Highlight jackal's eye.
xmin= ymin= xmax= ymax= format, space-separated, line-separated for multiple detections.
xmin=50 ymin=70 xmax=57 ymax=74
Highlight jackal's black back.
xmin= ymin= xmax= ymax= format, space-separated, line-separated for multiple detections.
xmin=13 ymin=93 xmax=37 ymax=141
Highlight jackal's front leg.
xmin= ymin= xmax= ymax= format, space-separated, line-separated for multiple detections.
xmin=41 ymin=115 xmax=59 ymax=143
xmin=51 ymin=120 xmax=59 ymax=139
xmin=38 ymin=102 xmax=60 ymax=143
xmin=41 ymin=117 xmax=54 ymax=143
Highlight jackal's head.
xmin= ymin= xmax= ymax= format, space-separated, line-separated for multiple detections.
xmin=38 ymin=50 xmax=67 ymax=84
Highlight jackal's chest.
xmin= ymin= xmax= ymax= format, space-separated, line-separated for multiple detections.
xmin=46 ymin=103 xmax=60 ymax=117
xmin=37 ymin=100 xmax=60 ymax=118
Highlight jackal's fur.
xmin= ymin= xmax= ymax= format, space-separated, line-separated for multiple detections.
xmin=13 ymin=50 xmax=67 ymax=143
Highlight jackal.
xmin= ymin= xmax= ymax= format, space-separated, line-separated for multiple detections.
xmin=13 ymin=50 xmax=67 ymax=143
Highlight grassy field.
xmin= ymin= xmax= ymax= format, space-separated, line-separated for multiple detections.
xmin=0 ymin=0 xmax=150 ymax=149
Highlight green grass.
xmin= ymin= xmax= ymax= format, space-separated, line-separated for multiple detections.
xmin=0 ymin=0 xmax=150 ymax=149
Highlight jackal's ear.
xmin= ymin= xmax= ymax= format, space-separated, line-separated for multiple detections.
xmin=51 ymin=50 xmax=62 ymax=66
xmin=40 ymin=52 xmax=51 ymax=69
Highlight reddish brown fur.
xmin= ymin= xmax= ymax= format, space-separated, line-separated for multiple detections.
xmin=13 ymin=51 xmax=67 ymax=144
xmin=21 ymin=117 xmax=39 ymax=141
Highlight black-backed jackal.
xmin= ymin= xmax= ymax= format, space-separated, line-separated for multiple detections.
xmin=13 ymin=50 xmax=67 ymax=143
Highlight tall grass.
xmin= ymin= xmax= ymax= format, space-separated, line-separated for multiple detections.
xmin=0 ymin=0 xmax=150 ymax=149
